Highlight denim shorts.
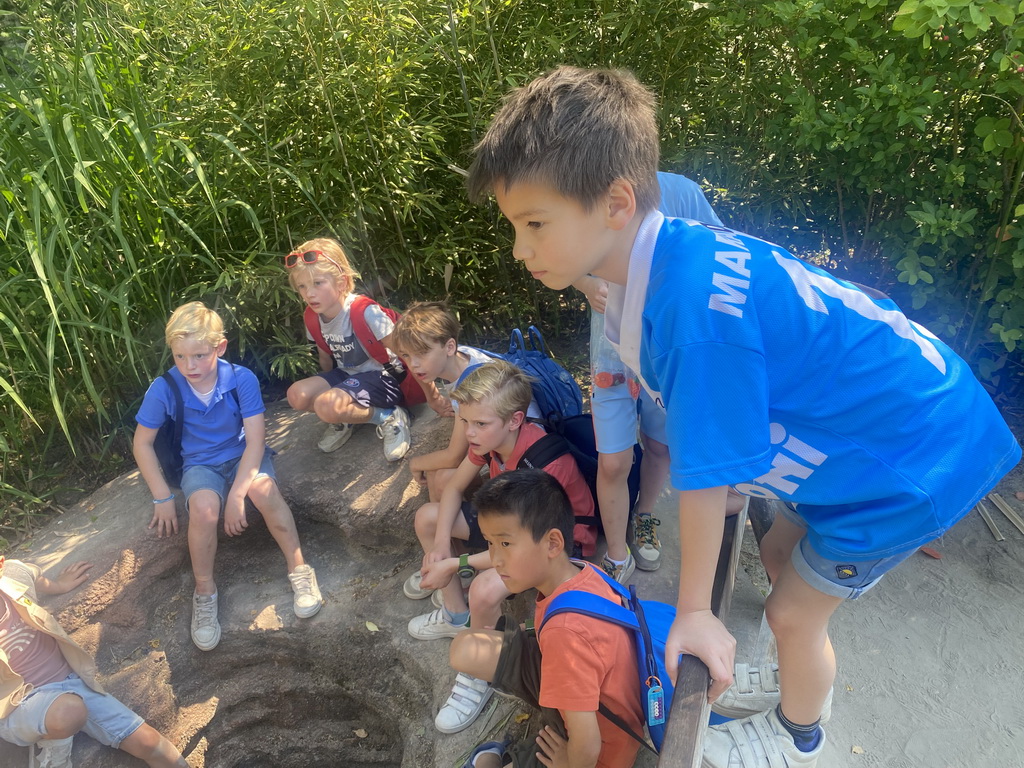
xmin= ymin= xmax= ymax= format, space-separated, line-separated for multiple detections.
xmin=181 ymin=447 xmax=276 ymax=511
xmin=591 ymin=382 xmax=667 ymax=454
xmin=0 ymin=674 xmax=143 ymax=748
xmin=779 ymin=504 xmax=918 ymax=599
xmin=317 ymin=368 xmax=402 ymax=409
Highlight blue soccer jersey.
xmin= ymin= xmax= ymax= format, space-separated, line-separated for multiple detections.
xmin=608 ymin=212 xmax=1020 ymax=560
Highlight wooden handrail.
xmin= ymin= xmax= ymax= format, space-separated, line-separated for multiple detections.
xmin=656 ymin=501 xmax=750 ymax=767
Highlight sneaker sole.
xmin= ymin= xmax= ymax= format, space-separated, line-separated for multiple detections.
xmin=318 ymin=431 xmax=354 ymax=453
xmin=634 ymin=554 xmax=662 ymax=571
xmin=294 ymin=599 xmax=323 ymax=619
xmin=192 ymin=626 xmax=221 ymax=651
xmin=434 ymin=688 xmax=494 ymax=734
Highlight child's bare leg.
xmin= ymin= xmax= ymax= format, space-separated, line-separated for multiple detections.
xmin=427 ymin=467 xmax=458 ymax=502
xmin=634 ymin=434 xmax=669 ymax=518
xmin=765 ymin=561 xmax=841 ymax=726
xmin=467 ymin=569 xmax=509 ymax=629
xmin=413 ymin=501 xmax=473 ymax=613
xmin=313 ymin=389 xmax=372 ymax=425
xmin=449 ymin=629 xmax=503 ymax=682
xmin=187 ymin=490 xmax=221 ymax=595
xmin=286 ymin=376 xmax=331 ymax=412
xmin=596 ymin=448 xmax=633 ymax=561
xmin=119 ymin=723 xmax=189 ymax=767
xmin=247 ymin=476 xmax=303 ymax=572
xmin=42 ymin=693 xmax=87 ymax=738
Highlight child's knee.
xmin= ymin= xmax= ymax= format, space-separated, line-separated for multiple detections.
xmin=597 ymin=450 xmax=632 ymax=483
xmin=246 ymin=475 xmax=283 ymax=511
xmin=414 ymin=503 xmax=439 ymax=538
xmin=468 ymin=570 xmax=507 ymax=612
xmin=187 ymin=494 xmax=221 ymax=528
xmin=44 ymin=693 xmax=88 ymax=736
xmin=641 ymin=436 xmax=669 ymax=460
xmin=764 ymin=590 xmax=808 ymax=638
xmin=286 ymin=381 xmax=310 ymax=411
xmin=312 ymin=389 xmax=353 ymax=423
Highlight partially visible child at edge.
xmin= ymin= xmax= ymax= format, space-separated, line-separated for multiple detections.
xmin=448 ymin=469 xmax=642 ymax=768
xmin=466 ymin=66 xmax=1021 ymax=768
xmin=405 ymin=361 xmax=594 ymax=737
xmin=133 ymin=302 xmax=323 ymax=653
xmin=573 ymin=170 xmax=746 ymax=585
xmin=283 ymin=238 xmax=449 ymax=461
xmin=391 ymin=301 xmax=539 ymax=502
xmin=0 ymin=556 xmax=188 ymax=767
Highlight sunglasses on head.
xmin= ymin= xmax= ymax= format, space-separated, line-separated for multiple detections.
xmin=284 ymin=249 xmax=345 ymax=273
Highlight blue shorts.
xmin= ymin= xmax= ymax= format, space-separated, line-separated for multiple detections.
xmin=458 ymin=501 xmax=488 ymax=549
xmin=779 ymin=504 xmax=918 ymax=599
xmin=0 ymin=674 xmax=143 ymax=748
xmin=591 ymin=384 xmax=667 ymax=454
xmin=318 ymin=368 xmax=401 ymax=409
xmin=181 ymin=447 xmax=276 ymax=511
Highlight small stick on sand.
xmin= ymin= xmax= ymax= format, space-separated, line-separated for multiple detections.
xmin=975 ymin=500 xmax=1004 ymax=542
xmin=987 ymin=493 xmax=1024 ymax=537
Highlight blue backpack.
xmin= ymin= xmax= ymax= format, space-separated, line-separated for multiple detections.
xmin=538 ymin=563 xmax=676 ymax=753
xmin=457 ymin=326 xmax=583 ymax=423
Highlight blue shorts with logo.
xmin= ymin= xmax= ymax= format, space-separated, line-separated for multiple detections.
xmin=318 ymin=368 xmax=402 ymax=409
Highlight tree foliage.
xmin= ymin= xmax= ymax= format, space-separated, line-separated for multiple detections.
xmin=1 ymin=0 xmax=1022 ymax=529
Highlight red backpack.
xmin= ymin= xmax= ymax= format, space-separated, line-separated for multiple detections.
xmin=303 ymin=296 xmax=426 ymax=407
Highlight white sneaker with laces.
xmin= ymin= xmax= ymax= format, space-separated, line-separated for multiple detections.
xmin=434 ymin=673 xmax=493 ymax=733
xmin=377 ymin=407 xmax=411 ymax=461
xmin=318 ymin=422 xmax=354 ymax=453
xmin=712 ymin=663 xmax=833 ymax=723
xmin=702 ymin=708 xmax=824 ymax=768
xmin=407 ymin=607 xmax=467 ymax=640
xmin=34 ymin=736 xmax=74 ymax=768
xmin=288 ymin=564 xmax=323 ymax=618
xmin=191 ymin=591 xmax=221 ymax=651
xmin=600 ymin=550 xmax=636 ymax=584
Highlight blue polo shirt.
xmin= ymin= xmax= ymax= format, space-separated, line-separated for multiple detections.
xmin=136 ymin=359 xmax=266 ymax=469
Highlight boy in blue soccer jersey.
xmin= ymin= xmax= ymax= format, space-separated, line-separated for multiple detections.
xmin=466 ymin=66 xmax=1021 ymax=768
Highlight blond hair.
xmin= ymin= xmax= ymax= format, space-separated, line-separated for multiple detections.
xmin=286 ymin=237 xmax=361 ymax=296
xmin=165 ymin=301 xmax=226 ymax=348
xmin=452 ymin=360 xmax=532 ymax=422
xmin=468 ymin=66 xmax=660 ymax=215
xmin=391 ymin=301 xmax=461 ymax=355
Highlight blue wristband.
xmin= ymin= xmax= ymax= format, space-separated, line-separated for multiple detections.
xmin=153 ymin=494 xmax=175 ymax=504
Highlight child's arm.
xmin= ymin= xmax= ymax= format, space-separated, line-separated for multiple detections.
xmin=664 ymin=485 xmax=737 ymax=701
xmin=223 ymin=412 xmax=271 ymax=536
xmin=34 ymin=561 xmax=93 ymax=597
xmin=317 ymin=347 xmax=334 ymax=373
xmin=424 ymin=455 xmax=481 ymax=567
xmin=409 ymin=418 xmax=470 ymax=481
xmin=537 ymin=713 xmax=600 ymax=768
xmin=133 ymin=424 xmax=179 ymax=537
xmin=420 ymin=551 xmax=492 ymax=591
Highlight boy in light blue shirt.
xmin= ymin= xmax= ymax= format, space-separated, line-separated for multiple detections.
xmin=466 ymin=65 xmax=1020 ymax=768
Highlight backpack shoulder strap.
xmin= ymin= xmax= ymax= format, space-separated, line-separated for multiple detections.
xmin=304 ymin=306 xmax=330 ymax=354
xmin=161 ymin=371 xmax=184 ymax=456
xmin=517 ymin=432 xmax=571 ymax=470
xmin=453 ymin=361 xmax=485 ymax=390
xmin=350 ymin=295 xmax=389 ymax=365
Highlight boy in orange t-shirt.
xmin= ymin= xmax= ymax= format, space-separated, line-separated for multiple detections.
xmin=449 ymin=469 xmax=642 ymax=768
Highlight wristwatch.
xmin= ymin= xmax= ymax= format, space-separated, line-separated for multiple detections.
xmin=457 ymin=553 xmax=476 ymax=580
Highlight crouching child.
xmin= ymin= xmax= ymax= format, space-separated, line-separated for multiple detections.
xmin=449 ymin=470 xmax=643 ymax=768
xmin=0 ymin=557 xmax=188 ymax=767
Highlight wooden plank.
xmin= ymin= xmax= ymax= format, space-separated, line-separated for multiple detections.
xmin=988 ymin=493 xmax=1024 ymax=536
xmin=976 ymin=500 xmax=1005 ymax=542
xmin=658 ymin=502 xmax=748 ymax=767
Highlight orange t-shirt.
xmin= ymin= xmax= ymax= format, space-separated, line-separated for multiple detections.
xmin=535 ymin=563 xmax=642 ymax=768
xmin=468 ymin=422 xmax=597 ymax=554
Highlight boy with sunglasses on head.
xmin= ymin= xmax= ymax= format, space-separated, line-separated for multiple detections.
xmin=284 ymin=238 xmax=448 ymax=460
xmin=134 ymin=302 xmax=323 ymax=652
xmin=0 ymin=556 xmax=189 ymax=768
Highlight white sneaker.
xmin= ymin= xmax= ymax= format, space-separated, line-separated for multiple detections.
xmin=377 ymin=407 xmax=411 ymax=461
xmin=600 ymin=550 xmax=636 ymax=584
xmin=633 ymin=514 xmax=663 ymax=571
xmin=403 ymin=569 xmax=431 ymax=599
xmin=33 ymin=737 xmax=73 ymax=768
xmin=702 ymin=708 xmax=824 ymax=768
xmin=191 ymin=592 xmax=221 ymax=651
xmin=434 ymin=673 xmax=493 ymax=734
xmin=318 ymin=423 xmax=353 ymax=453
xmin=407 ymin=607 xmax=467 ymax=640
xmin=288 ymin=564 xmax=323 ymax=618
xmin=712 ymin=664 xmax=833 ymax=723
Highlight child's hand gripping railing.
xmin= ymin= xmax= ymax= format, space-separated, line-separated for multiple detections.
xmin=656 ymin=498 xmax=776 ymax=767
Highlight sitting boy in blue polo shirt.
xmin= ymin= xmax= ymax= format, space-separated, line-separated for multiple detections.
xmin=466 ymin=66 xmax=1021 ymax=767
xmin=133 ymin=302 xmax=323 ymax=652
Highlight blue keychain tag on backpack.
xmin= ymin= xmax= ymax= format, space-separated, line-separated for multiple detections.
xmin=647 ymin=678 xmax=665 ymax=726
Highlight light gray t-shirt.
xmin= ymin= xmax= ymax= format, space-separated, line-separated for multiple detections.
xmin=307 ymin=293 xmax=398 ymax=375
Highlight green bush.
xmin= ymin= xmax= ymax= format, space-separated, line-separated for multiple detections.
xmin=1 ymin=0 xmax=1022 ymax=530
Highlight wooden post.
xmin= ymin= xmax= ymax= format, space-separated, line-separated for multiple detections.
xmin=657 ymin=500 xmax=749 ymax=767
